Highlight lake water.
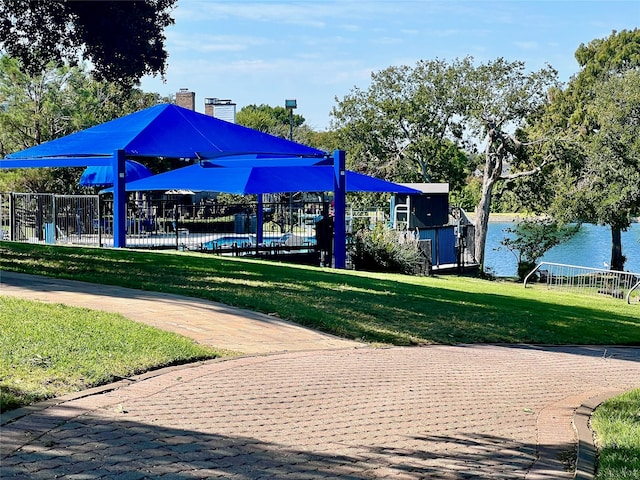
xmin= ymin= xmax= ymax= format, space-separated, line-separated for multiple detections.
xmin=483 ymin=222 xmax=640 ymax=277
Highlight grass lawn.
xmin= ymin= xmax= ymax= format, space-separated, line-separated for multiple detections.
xmin=1 ymin=242 xmax=639 ymax=346
xmin=0 ymin=297 xmax=223 ymax=412
xmin=591 ymin=388 xmax=640 ymax=480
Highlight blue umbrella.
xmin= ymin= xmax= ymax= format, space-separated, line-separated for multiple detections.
xmin=79 ymin=160 xmax=152 ymax=187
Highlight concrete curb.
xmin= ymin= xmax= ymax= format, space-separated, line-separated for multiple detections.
xmin=572 ymin=391 xmax=622 ymax=480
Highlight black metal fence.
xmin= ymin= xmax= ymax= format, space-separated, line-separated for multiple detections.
xmin=0 ymin=193 xmax=99 ymax=245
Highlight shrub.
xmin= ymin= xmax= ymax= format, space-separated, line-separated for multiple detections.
xmin=349 ymin=222 xmax=423 ymax=274
xmin=498 ymin=217 xmax=580 ymax=281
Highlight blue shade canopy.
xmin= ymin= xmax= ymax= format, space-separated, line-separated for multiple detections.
xmin=201 ymin=154 xmax=331 ymax=168
xmin=113 ymin=163 xmax=421 ymax=195
xmin=79 ymin=160 xmax=152 ymax=187
xmin=3 ymin=104 xmax=325 ymax=165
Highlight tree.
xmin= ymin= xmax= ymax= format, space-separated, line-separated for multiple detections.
xmin=0 ymin=0 xmax=176 ymax=84
xmin=0 ymin=56 xmax=167 ymax=193
xmin=541 ymin=29 xmax=640 ymax=270
xmin=332 ymin=57 xmax=559 ymax=271
xmin=552 ymin=72 xmax=640 ymax=270
xmin=331 ymin=58 xmax=472 ymax=191
xmin=498 ymin=217 xmax=579 ymax=281
xmin=465 ymin=59 xmax=559 ymax=271
xmin=236 ymin=104 xmax=306 ymax=140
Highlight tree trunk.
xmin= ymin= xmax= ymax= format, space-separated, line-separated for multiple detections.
xmin=474 ymin=176 xmax=495 ymax=271
xmin=610 ymin=225 xmax=625 ymax=271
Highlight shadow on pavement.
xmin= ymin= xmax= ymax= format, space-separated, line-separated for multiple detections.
xmin=1 ymin=409 xmax=567 ymax=479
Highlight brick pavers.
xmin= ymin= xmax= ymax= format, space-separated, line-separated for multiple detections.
xmin=2 ymin=344 xmax=640 ymax=479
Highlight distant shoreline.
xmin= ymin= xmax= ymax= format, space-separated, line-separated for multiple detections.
xmin=467 ymin=213 xmax=640 ymax=224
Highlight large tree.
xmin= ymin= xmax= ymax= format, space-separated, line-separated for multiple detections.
xmin=0 ymin=56 xmax=167 ymax=193
xmin=540 ymin=29 xmax=640 ymax=271
xmin=548 ymin=71 xmax=640 ymax=270
xmin=0 ymin=0 xmax=176 ymax=84
xmin=331 ymin=57 xmax=559 ymax=270
xmin=331 ymin=58 xmax=472 ymax=191
xmin=464 ymin=59 xmax=559 ymax=270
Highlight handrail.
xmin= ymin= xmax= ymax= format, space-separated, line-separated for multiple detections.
xmin=628 ymin=279 xmax=640 ymax=305
xmin=523 ymin=263 xmax=545 ymax=288
xmin=524 ymin=262 xmax=640 ymax=304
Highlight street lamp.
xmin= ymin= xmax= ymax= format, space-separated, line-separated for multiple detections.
xmin=285 ymin=99 xmax=297 ymax=141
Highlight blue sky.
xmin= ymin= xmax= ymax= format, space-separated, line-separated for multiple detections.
xmin=140 ymin=0 xmax=640 ymax=131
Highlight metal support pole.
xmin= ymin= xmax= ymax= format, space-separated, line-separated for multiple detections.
xmin=333 ymin=150 xmax=346 ymax=269
xmin=112 ymin=149 xmax=127 ymax=248
xmin=257 ymin=194 xmax=264 ymax=249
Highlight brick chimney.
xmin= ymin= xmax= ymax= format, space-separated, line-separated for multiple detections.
xmin=175 ymin=88 xmax=195 ymax=110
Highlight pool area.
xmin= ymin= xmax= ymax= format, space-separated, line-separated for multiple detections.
xmin=201 ymin=233 xmax=317 ymax=251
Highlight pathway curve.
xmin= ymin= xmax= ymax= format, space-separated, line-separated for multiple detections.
xmin=0 ymin=270 xmax=360 ymax=354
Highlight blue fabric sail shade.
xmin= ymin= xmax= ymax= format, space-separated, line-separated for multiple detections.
xmin=79 ymin=160 xmax=152 ymax=187
xmin=4 ymin=104 xmax=325 ymax=164
xmin=113 ymin=163 xmax=421 ymax=195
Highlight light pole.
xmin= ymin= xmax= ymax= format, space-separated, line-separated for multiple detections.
xmin=285 ymin=99 xmax=297 ymax=141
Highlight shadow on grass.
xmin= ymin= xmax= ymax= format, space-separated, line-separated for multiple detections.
xmin=2 ymin=406 xmax=568 ymax=479
xmin=2 ymin=242 xmax=639 ymax=346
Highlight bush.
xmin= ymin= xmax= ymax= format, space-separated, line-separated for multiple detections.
xmin=349 ymin=222 xmax=423 ymax=274
xmin=498 ymin=217 xmax=580 ymax=281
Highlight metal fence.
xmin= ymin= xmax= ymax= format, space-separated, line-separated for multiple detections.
xmin=0 ymin=193 xmax=99 ymax=245
xmin=95 ymin=197 xmax=332 ymax=250
xmin=0 ymin=193 xmax=338 ymax=250
xmin=524 ymin=261 xmax=640 ymax=304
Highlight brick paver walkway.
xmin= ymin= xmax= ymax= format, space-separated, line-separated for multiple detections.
xmin=2 ymin=272 xmax=640 ymax=479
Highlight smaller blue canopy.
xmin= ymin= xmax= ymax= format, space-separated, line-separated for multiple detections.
xmin=110 ymin=163 xmax=420 ymax=195
xmin=79 ymin=160 xmax=152 ymax=187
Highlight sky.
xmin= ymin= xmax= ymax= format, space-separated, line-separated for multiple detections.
xmin=140 ymin=0 xmax=640 ymax=131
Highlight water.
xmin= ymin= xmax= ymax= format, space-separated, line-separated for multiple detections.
xmin=484 ymin=222 xmax=640 ymax=277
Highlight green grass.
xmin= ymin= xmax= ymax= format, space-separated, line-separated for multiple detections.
xmin=0 ymin=296 xmax=222 ymax=412
xmin=591 ymin=388 xmax=640 ymax=480
xmin=1 ymin=241 xmax=639 ymax=346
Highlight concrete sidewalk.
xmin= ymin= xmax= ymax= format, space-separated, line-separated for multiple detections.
xmin=0 ymin=270 xmax=361 ymax=355
xmin=2 ymin=271 xmax=640 ymax=479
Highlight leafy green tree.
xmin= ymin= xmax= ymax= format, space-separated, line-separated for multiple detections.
xmin=554 ymin=71 xmax=640 ymax=270
xmin=331 ymin=58 xmax=472 ymax=189
xmin=463 ymin=59 xmax=559 ymax=271
xmin=0 ymin=0 xmax=176 ymax=84
xmin=236 ymin=104 xmax=307 ymax=141
xmin=498 ymin=217 xmax=579 ymax=281
xmin=332 ymin=57 xmax=559 ymax=271
xmin=540 ymin=29 xmax=640 ymax=271
xmin=0 ymin=56 xmax=167 ymax=193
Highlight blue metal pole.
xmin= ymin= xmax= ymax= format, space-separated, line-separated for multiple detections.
xmin=333 ymin=150 xmax=346 ymax=269
xmin=112 ymin=150 xmax=126 ymax=248
xmin=256 ymin=194 xmax=264 ymax=245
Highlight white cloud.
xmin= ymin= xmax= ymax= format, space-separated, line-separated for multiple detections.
xmin=515 ymin=41 xmax=539 ymax=51
xmin=168 ymin=33 xmax=271 ymax=53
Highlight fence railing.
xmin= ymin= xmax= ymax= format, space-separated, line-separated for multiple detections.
xmin=524 ymin=262 xmax=640 ymax=304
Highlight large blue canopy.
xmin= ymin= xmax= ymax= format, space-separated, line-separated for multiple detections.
xmin=3 ymin=103 xmax=325 ymax=166
xmin=113 ymin=163 xmax=420 ymax=195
